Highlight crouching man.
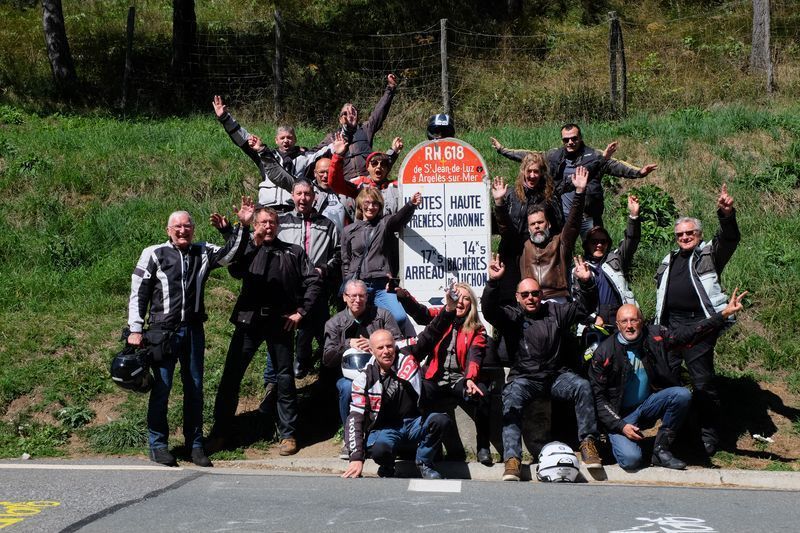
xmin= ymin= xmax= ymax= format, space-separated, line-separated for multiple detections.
xmin=589 ymin=290 xmax=746 ymax=471
xmin=342 ymin=299 xmax=457 ymax=479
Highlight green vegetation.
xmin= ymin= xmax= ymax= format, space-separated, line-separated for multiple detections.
xmin=0 ymin=102 xmax=798 ymax=461
xmin=0 ymin=1 xmax=798 ymax=464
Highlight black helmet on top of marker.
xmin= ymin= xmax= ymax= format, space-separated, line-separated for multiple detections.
xmin=427 ymin=113 xmax=455 ymax=140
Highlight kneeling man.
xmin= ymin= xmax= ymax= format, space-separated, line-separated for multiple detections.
xmin=342 ymin=305 xmax=456 ymax=479
xmin=589 ymin=290 xmax=745 ymax=471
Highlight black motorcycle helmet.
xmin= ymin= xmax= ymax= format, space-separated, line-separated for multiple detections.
xmin=426 ymin=113 xmax=455 ymax=140
xmin=110 ymin=347 xmax=153 ymax=393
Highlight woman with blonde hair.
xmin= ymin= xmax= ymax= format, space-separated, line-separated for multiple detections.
xmin=403 ymin=282 xmax=493 ymax=465
xmin=341 ymin=187 xmax=421 ymax=327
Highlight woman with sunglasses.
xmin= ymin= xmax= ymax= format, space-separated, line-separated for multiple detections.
xmin=341 ymin=187 xmax=422 ymax=328
xmin=328 ymin=140 xmax=405 ymax=216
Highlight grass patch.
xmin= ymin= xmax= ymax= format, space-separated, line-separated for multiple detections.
xmin=85 ymin=418 xmax=148 ymax=452
xmin=0 ymin=420 xmax=69 ymax=458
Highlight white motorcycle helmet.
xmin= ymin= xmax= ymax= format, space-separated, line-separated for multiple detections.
xmin=536 ymin=441 xmax=580 ymax=482
xmin=341 ymin=349 xmax=372 ymax=381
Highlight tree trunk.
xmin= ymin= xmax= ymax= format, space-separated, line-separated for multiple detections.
xmin=750 ymin=0 xmax=770 ymax=72
xmin=41 ymin=0 xmax=76 ymax=92
xmin=172 ymin=0 xmax=196 ymax=78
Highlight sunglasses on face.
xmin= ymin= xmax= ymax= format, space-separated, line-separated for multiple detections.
xmin=675 ymin=230 xmax=698 ymax=238
xmin=369 ymin=159 xmax=389 ymax=167
xmin=562 ymin=136 xmax=581 ymax=144
xmin=517 ymin=290 xmax=542 ymax=299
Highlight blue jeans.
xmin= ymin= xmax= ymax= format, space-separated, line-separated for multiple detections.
xmin=608 ymin=386 xmax=692 ymax=471
xmin=501 ymin=372 xmax=598 ymax=461
xmin=147 ymin=324 xmax=205 ymax=451
xmin=365 ymin=279 xmax=407 ymax=327
xmin=336 ymin=377 xmax=352 ymax=425
xmin=366 ymin=413 xmax=450 ymax=466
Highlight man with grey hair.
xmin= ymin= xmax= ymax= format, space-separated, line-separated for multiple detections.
xmin=654 ymin=183 xmax=740 ymax=456
xmin=323 ymin=278 xmax=402 ymax=457
xmin=127 ymin=198 xmax=254 ymax=467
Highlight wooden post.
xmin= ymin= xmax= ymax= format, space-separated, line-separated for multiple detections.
xmin=273 ymin=9 xmax=284 ymax=121
xmin=608 ymin=12 xmax=618 ymax=116
xmin=750 ymin=0 xmax=774 ymax=93
xmin=440 ymin=18 xmax=450 ymax=116
xmin=121 ymin=6 xmax=135 ymax=111
xmin=608 ymin=12 xmax=627 ymax=116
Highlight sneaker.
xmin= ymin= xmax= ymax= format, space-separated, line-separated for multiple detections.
xmin=279 ymin=437 xmax=298 ymax=456
xmin=477 ymin=448 xmax=493 ymax=466
xmin=418 ymin=463 xmax=443 ymax=480
xmin=258 ymin=383 xmax=277 ymax=414
xmin=190 ymin=447 xmax=213 ymax=467
xmin=339 ymin=442 xmax=349 ymax=461
xmin=502 ymin=457 xmax=521 ymax=481
xmin=150 ymin=447 xmax=177 ymax=467
xmin=579 ymin=437 xmax=602 ymax=469
xmin=377 ymin=464 xmax=395 ymax=478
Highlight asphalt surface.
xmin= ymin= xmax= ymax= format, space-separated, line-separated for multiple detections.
xmin=2 ymin=459 xmax=799 ymax=532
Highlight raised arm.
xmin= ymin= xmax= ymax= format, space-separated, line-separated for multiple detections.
xmin=618 ymin=194 xmax=641 ymax=274
xmin=711 ymin=183 xmax=740 ymax=274
xmin=362 ymin=73 xmax=397 ymax=140
xmin=490 ymin=137 xmax=530 ymax=162
xmin=385 ymin=192 xmax=421 ymax=232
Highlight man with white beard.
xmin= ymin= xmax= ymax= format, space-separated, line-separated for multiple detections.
xmin=518 ymin=166 xmax=588 ymax=303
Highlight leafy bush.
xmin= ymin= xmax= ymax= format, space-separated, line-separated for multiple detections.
xmin=617 ymin=184 xmax=678 ymax=245
xmin=55 ymin=405 xmax=95 ymax=429
xmin=0 ymin=105 xmax=25 ymax=125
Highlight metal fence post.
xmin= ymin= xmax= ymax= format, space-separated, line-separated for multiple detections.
xmin=274 ymin=9 xmax=284 ymax=121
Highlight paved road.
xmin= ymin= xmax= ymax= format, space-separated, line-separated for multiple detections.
xmin=3 ymin=459 xmax=797 ymax=532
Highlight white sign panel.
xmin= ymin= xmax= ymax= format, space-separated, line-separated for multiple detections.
xmin=398 ymin=139 xmax=491 ymax=328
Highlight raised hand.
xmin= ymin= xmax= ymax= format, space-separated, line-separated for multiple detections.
xmin=491 ymin=177 xmax=508 ymax=206
xmin=212 ymin=95 xmax=227 ymax=118
xmin=410 ymin=192 xmax=422 ymax=206
xmin=209 ymin=213 xmax=229 ymax=230
xmin=387 ymin=73 xmax=398 ymax=88
xmin=721 ymin=287 xmax=748 ymax=318
xmin=717 ymin=183 xmax=734 ymax=216
xmin=639 ymin=163 xmax=658 ymax=177
xmin=490 ymin=137 xmax=503 ymax=150
xmin=572 ymin=166 xmax=589 ymax=193
xmin=233 ymin=195 xmax=255 ymax=227
xmin=573 ymin=255 xmax=592 ymax=282
xmin=247 ymin=134 xmax=265 ymax=152
xmin=488 ymin=253 xmax=505 ymax=280
xmin=602 ymin=141 xmax=618 ymax=160
xmin=333 ymin=131 xmax=348 ymax=155
xmin=391 ymin=136 xmax=404 ymax=152
xmin=628 ymin=194 xmax=640 ymax=217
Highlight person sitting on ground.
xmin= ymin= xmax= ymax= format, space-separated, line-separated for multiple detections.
xmin=482 ymin=253 xmax=602 ymax=481
xmin=341 ymin=302 xmax=458 ymax=480
xmin=491 ymin=124 xmax=657 ymax=233
xmin=314 ymin=73 xmax=399 ymax=182
xmin=341 ymin=188 xmax=421 ymax=329
xmin=589 ymin=290 xmax=746 ymax=471
xmin=411 ymin=282 xmax=493 ymax=466
xmin=512 ymin=166 xmax=588 ymax=303
xmin=323 ymin=279 xmax=402 ymax=453
xmin=213 ymin=95 xmax=332 ymax=211
xmin=575 ymin=195 xmax=641 ymax=361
